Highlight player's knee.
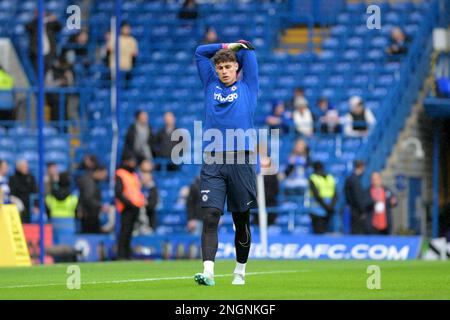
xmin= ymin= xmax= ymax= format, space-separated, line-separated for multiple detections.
xmin=203 ymin=208 xmax=221 ymax=233
xmin=232 ymin=211 xmax=250 ymax=228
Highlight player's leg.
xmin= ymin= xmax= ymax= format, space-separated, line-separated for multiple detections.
xmin=231 ymin=211 xmax=251 ymax=285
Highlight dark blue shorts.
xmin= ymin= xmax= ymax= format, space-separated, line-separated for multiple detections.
xmin=200 ymin=152 xmax=257 ymax=213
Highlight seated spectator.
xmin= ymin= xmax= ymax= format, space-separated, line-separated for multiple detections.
xmin=141 ymin=170 xmax=159 ymax=233
xmin=45 ymin=172 xmax=78 ymax=219
xmin=367 ymin=172 xmax=397 ymax=235
xmin=314 ymin=97 xmax=340 ymax=134
xmin=286 ymin=87 xmax=305 ymax=111
xmin=63 ymin=29 xmax=90 ymax=69
xmin=265 ymin=100 xmax=292 ymax=134
xmin=44 ymin=162 xmax=59 ymax=196
xmin=77 ymin=165 xmax=109 ymax=233
xmin=45 ymin=55 xmax=74 ymax=121
xmin=9 ymin=159 xmax=38 ymax=223
xmin=293 ymin=96 xmax=314 ymax=137
xmin=107 ymin=21 xmax=138 ymax=88
xmin=178 ymin=0 xmax=198 ymax=20
xmin=308 ymin=161 xmax=337 ymax=234
xmin=284 ymin=138 xmax=310 ymax=193
xmin=202 ymin=26 xmax=220 ymax=44
xmin=154 ymin=111 xmax=180 ymax=171
xmin=386 ymin=27 xmax=409 ymax=57
xmin=186 ymin=176 xmax=202 ymax=235
xmin=344 ymin=96 xmax=376 ymax=137
xmin=123 ymin=110 xmax=154 ymax=165
xmin=252 ymin=155 xmax=279 ymax=226
xmin=0 ymin=159 xmax=11 ymax=204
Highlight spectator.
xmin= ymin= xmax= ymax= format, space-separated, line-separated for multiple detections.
xmin=45 ymin=55 xmax=74 ymax=121
xmin=284 ymin=138 xmax=310 ymax=193
xmin=344 ymin=160 xmax=370 ymax=234
xmin=26 ymin=11 xmax=62 ymax=73
xmin=186 ymin=176 xmax=202 ymax=235
xmin=344 ymin=96 xmax=376 ymax=137
xmin=77 ymin=165 xmax=108 ymax=233
xmin=308 ymin=161 xmax=337 ymax=234
xmin=386 ymin=27 xmax=409 ymax=57
xmin=252 ymin=155 xmax=279 ymax=226
xmin=78 ymin=154 xmax=99 ymax=173
xmin=0 ymin=64 xmax=15 ymax=120
xmin=287 ymin=87 xmax=305 ymax=111
xmin=63 ymin=29 xmax=90 ymax=69
xmin=138 ymin=159 xmax=154 ymax=175
xmin=265 ymin=100 xmax=291 ymax=134
xmin=123 ymin=110 xmax=154 ymax=165
xmin=141 ymin=170 xmax=159 ymax=232
xmin=107 ymin=21 xmax=138 ymax=88
xmin=293 ymin=96 xmax=314 ymax=137
xmin=9 ymin=159 xmax=38 ymax=223
xmin=202 ymin=26 xmax=220 ymax=44
xmin=100 ymin=31 xmax=111 ymax=67
xmin=0 ymin=159 xmax=11 ymax=204
xmin=115 ymin=153 xmax=145 ymax=260
xmin=45 ymin=172 xmax=78 ymax=219
xmin=178 ymin=0 xmax=198 ymax=20
xmin=44 ymin=162 xmax=59 ymax=196
xmin=367 ymin=172 xmax=397 ymax=235
xmin=154 ymin=111 xmax=180 ymax=171
xmin=314 ymin=97 xmax=340 ymax=134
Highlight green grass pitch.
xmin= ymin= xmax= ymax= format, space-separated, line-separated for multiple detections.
xmin=0 ymin=260 xmax=449 ymax=300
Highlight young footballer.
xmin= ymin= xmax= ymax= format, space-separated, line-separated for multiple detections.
xmin=194 ymin=40 xmax=258 ymax=286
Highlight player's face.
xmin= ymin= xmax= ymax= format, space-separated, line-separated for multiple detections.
xmin=215 ymin=61 xmax=238 ymax=86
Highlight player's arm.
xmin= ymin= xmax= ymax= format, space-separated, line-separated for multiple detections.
xmin=226 ymin=40 xmax=258 ymax=92
xmin=195 ymin=43 xmax=222 ymax=87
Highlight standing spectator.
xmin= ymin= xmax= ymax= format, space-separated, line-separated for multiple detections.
xmin=100 ymin=31 xmax=111 ymax=67
xmin=202 ymin=26 xmax=220 ymax=44
xmin=265 ymin=100 xmax=291 ymax=134
xmin=141 ymin=170 xmax=159 ymax=232
xmin=77 ymin=165 xmax=108 ymax=233
xmin=9 ymin=159 xmax=38 ymax=223
xmin=186 ymin=176 xmax=202 ymax=235
xmin=368 ymin=172 xmax=397 ymax=235
xmin=154 ymin=111 xmax=179 ymax=171
xmin=26 ymin=11 xmax=62 ymax=73
xmin=115 ymin=153 xmax=145 ymax=260
xmin=44 ymin=162 xmax=59 ymax=196
xmin=107 ymin=21 xmax=138 ymax=88
xmin=63 ymin=29 xmax=90 ymax=69
xmin=293 ymin=96 xmax=314 ymax=137
xmin=344 ymin=96 xmax=376 ymax=137
xmin=178 ymin=0 xmax=198 ymax=20
xmin=284 ymin=138 xmax=310 ymax=194
xmin=0 ymin=159 xmax=11 ymax=204
xmin=308 ymin=161 xmax=337 ymax=234
xmin=252 ymin=155 xmax=279 ymax=226
xmin=45 ymin=172 xmax=78 ymax=219
xmin=45 ymin=55 xmax=74 ymax=121
xmin=314 ymin=97 xmax=340 ymax=134
xmin=386 ymin=27 xmax=409 ymax=57
xmin=123 ymin=110 xmax=154 ymax=165
xmin=344 ymin=160 xmax=370 ymax=234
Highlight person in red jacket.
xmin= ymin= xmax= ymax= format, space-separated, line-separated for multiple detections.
xmin=115 ymin=153 xmax=145 ymax=260
xmin=368 ymin=172 xmax=397 ymax=235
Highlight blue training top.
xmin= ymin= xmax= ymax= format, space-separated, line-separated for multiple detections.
xmin=195 ymin=43 xmax=259 ymax=152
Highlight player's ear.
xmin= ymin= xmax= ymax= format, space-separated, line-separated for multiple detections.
xmin=235 ymin=62 xmax=239 ymax=71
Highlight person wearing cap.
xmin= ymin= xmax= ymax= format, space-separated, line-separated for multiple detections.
xmin=115 ymin=153 xmax=146 ymax=260
xmin=293 ymin=96 xmax=314 ymax=137
xmin=344 ymin=96 xmax=376 ymax=137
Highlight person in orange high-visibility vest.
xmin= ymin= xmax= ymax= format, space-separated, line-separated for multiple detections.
xmin=115 ymin=153 xmax=146 ymax=260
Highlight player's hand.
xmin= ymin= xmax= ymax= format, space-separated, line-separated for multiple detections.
xmin=227 ymin=40 xmax=255 ymax=52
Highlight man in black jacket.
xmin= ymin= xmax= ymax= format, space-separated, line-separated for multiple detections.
xmin=77 ymin=165 xmax=108 ymax=233
xmin=9 ymin=160 xmax=38 ymax=223
xmin=344 ymin=160 xmax=370 ymax=234
xmin=123 ymin=110 xmax=154 ymax=165
xmin=154 ymin=112 xmax=179 ymax=171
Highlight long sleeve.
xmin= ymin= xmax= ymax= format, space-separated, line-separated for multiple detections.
xmin=195 ymin=43 xmax=222 ymax=87
xmin=236 ymin=50 xmax=259 ymax=93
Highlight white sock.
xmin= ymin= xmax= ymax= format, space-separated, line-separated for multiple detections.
xmin=203 ymin=260 xmax=214 ymax=278
xmin=234 ymin=262 xmax=246 ymax=276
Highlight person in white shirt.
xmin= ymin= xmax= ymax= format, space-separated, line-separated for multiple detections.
xmin=344 ymin=96 xmax=376 ymax=137
xmin=293 ymin=96 xmax=314 ymax=137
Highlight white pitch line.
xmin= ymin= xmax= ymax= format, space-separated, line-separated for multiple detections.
xmin=0 ymin=270 xmax=307 ymax=290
